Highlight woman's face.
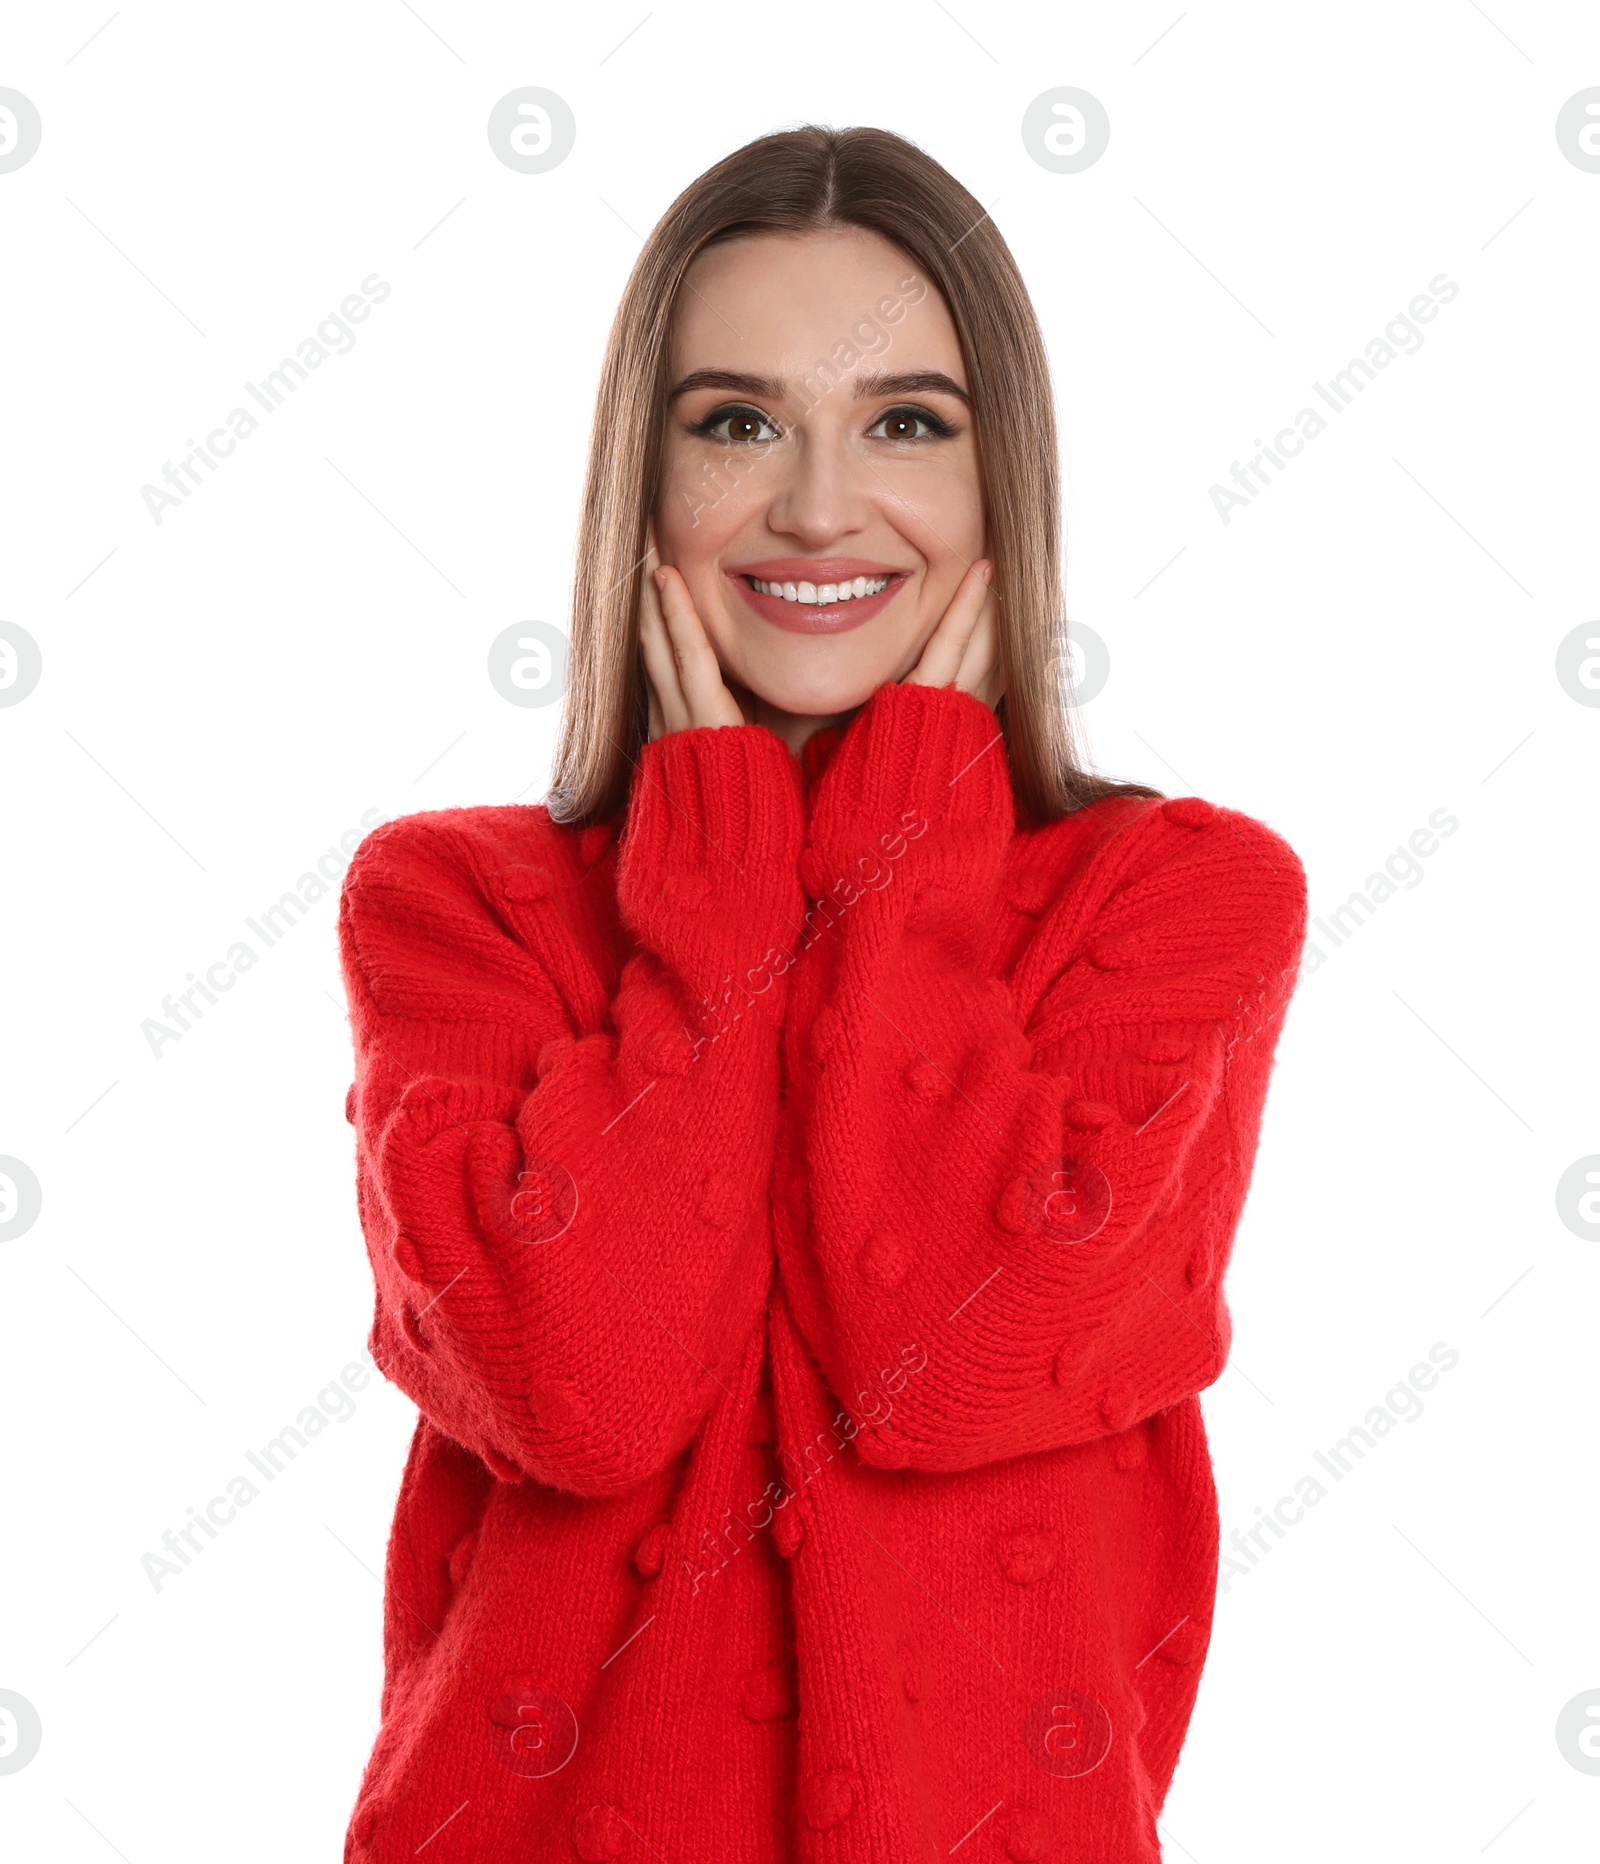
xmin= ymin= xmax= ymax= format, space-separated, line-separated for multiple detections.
xmin=655 ymin=226 xmax=987 ymax=723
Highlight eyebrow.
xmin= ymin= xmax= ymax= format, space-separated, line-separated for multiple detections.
xmin=668 ymin=367 xmax=972 ymax=408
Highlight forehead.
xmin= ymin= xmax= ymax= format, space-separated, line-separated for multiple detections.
xmin=671 ymin=226 xmax=966 ymax=384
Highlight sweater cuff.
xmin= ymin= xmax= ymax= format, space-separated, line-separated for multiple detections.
xmin=805 ymin=681 xmax=1013 ymax=897
xmin=615 ymin=724 xmax=807 ymax=1004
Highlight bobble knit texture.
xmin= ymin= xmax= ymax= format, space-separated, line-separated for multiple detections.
xmin=336 ymin=680 xmax=1307 ymax=1863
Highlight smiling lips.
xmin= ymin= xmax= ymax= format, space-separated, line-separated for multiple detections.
xmin=726 ymin=558 xmax=909 ymax=634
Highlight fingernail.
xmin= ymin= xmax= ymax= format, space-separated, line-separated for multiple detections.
xmin=978 ymin=561 xmax=993 ymax=585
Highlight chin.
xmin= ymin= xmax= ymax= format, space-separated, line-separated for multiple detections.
xmin=733 ymin=648 xmax=912 ymax=721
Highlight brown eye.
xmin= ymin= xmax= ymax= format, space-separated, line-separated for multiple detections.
xmin=868 ymin=403 xmax=957 ymax=443
xmin=689 ymin=403 xmax=780 ymax=445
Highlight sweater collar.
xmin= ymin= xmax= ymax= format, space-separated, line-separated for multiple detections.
xmin=797 ymin=717 xmax=851 ymax=797
xmin=796 ymin=699 xmax=1035 ymax=831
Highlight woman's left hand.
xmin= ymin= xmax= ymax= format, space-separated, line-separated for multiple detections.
xmin=903 ymin=559 xmax=1005 ymax=711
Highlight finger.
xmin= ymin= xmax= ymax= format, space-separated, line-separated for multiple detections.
xmin=655 ymin=564 xmax=742 ymax=727
xmin=638 ymin=563 xmax=690 ymax=736
xmin=954 ymin=583 xmax=1003 ymax=703
xmin=725 ymin=674 xmax=759 ymax=727
xmin=905 ymin=560 xmax=992 ymax=688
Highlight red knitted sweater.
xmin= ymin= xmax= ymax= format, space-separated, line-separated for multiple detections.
xmin=336 ymin=678 xmax=1307 ymax=1864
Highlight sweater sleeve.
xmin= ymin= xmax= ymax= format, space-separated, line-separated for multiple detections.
xmin=783 ymin=679 xmax=1308 ymax=1473
xmin=338 ymin=724 xmax=806 ymax=1499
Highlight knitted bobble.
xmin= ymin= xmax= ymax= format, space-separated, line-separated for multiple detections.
xmin=996 ymin=1524 xmax=1057 ymax=1585
xmin=488 ymin=1676 xmax=577 ymax=1776
xmin=1099 ymin=1381 xmax=1140 ymax=1433
xmin=1112 ymin=1429 xmax=1148 ymax=1471
xmin=344 ymin=1082 xmax=358 ymax=1125
xmin=1062 ymin=1099 xmax=1115 ymax=1133
xmin=390 ymin=1233 xmax=427 ymax=1284
xmin=961 ymin=1042 xmax=1011 ymax=1099
xmin=855 ymin=1231 xmax=910 ymax=1289
xmin=800 ymin=1767 xmax=858 ymax=1830
xmin=1050 ymin=1342 xmax=1088 ymax=1388
xmin=1000 ymin=1157 xmax=1113 ymax=1243
xmin=527 ymin=1381 xmax=586 ymax=1430
xmin=498 ymin=864 xmax=551 ymax=903
xmin=573 ymin=1803 xmax=626 ymax=1860
xmin=535 ymin=1035 xmax=576 ymax=1079
xmin=739 ymin=1665 xmax=795 ymax=1722
xmin=1005 ymin=867 xmax=1052 ymax=915
xmin=632 ymin=1524 xmax=670 ymax=1578
xmin=1021 ymin=1687 xmax=1113 ymax=1780
xmin=697 ymin=1174 xmax=744 ymax=1229
xmin=771 ymin=1505 xmax=805 ymax=1558
xmin=506 ymin=1156 xmax=578 ymax=1244
xmin=1139 ymin=1039 xmax=1193 ymax=1064
xmin=618 ymin=953 xmax=652 ymax=992
xmin=333 ymin=716 xmax=1306 ymax=1842
xmin=1153 ymin=1619 xmax=1206 ymax=1665
xmin=996 ymin=1177 xmax=1032 ymax=1234
xmin=1086 ymin=935 xmax=1130 ymax=971
xmin=575 ymin=1030 xmax=619 ymax=1068
xmin=807 ymin=1006 xmax=843 ymax=1063
xmin=906 ymin=882 xmax=958 ymax=926
xmin=642 ymin=1028 xmax=696 ymax=1076
xmin=1001 ymin=1806 xmax=1056 ymax=1863
xmin=662 ymin=873 xmax=711 ymax=910
xmin=578 ymin=822 xmax=615 ymax=866
xmin=1162 ymin=796 xmax=1217 ymax=829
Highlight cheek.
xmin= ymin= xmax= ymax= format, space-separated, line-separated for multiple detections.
xmin=880 ymin=457 xmax=986 ymax=574
xmin=656 ymin=444 xmax=768 ymax=568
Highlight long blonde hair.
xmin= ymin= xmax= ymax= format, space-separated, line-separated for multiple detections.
xmin=547 ymin=123 xmax=1159 ymax=827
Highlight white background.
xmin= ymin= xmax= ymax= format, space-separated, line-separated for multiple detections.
xmin=2 ymin=2 xmax=1596 ymax=1858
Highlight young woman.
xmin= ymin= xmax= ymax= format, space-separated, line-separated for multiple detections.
xmin=337 ymin=125 xmax=1307 ymax=1864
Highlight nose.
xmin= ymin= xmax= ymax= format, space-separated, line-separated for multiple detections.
xmin=762 ymin=422 xmax=871 ymax=549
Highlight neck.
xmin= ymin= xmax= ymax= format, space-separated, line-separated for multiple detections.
xmin=728 ymin=681 xmax=859 ymax=758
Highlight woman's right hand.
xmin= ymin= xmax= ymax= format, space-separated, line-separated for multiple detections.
xmin=639 ymin=517 xmax=747 ymax=740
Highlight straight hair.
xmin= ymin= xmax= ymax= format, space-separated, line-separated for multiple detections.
xmin=547 ymin=123 xmax=1161 ymax=826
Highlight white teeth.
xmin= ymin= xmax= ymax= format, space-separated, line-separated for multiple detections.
xmin=750 ymin=575 xmax=891 ymax=604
